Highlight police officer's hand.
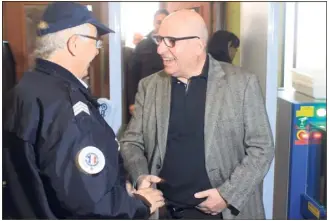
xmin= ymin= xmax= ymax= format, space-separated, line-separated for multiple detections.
xmin=126 ymin=180 xmax=135 ymax=196
xmin=136 ymin=175 xmax=163 ymax=189
xmin=133 ymin=188 xmax=165 ymax=214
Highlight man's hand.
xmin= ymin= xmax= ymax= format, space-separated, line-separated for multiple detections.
xmin=133 ymin=188 xmax=165 ymax=214
xmin=136 ymin=175 xmax=163 ymax=190
xmin=194 ymin=188 xmax=227 ymax=215
xmin=129 ymin=104 xmax=135 ymax=115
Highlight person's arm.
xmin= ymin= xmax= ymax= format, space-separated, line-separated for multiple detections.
xmin=3 ymin=133 xmax=59 ymax=219
xmin=120 ymin=79 xmax=150 ymax=184
xmin=6 ymin=96 xmax=152 ymax=219
xmin=217 ymin=75 xmax=274 ymax=214
xmin=5 ymin=135 xmax=152 ymax=219
xmin=44 ymin=112 xmax=155 ymax=219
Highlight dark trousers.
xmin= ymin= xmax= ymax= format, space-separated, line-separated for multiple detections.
xmin=159 ymin=205 xmax=223 ymax=220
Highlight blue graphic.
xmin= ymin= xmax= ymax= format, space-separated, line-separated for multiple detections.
xmin=85 ymin=153 xmax=99 ymax=166
xmin=100 ymin=103 xmax=108 ymax=117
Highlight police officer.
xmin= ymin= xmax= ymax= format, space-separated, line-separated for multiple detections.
xmin=2 ymin=2 xmax=164 ymax=219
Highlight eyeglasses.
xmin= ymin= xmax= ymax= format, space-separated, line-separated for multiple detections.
xmin=153 ymin=35 xmax=200 ymax=48
xmin=77 ymin=34 xmax=103 ymax=49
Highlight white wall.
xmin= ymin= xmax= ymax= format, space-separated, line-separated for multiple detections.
xmin=240 ymin=2 xmax=269 ymax=94
xmin=108 ymin=2 xmax=123 ymax=135
xmin=240 ymin=2 xmax=280 ymax=219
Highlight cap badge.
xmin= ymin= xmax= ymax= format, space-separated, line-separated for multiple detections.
xmin=37 ymin=21 xmax=49 ymax=30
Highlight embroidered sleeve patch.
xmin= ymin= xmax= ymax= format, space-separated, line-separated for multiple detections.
xmin=76 ymin=146 xmax=105 ymax=174
xmin=73 ymin=101 xmax=90 ymax=116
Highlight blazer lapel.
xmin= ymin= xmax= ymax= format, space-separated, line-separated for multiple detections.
xmin=204 ymin=56 xmax=227 ymax=166
xmin=155 ymin=72 xmax=171 ymax=161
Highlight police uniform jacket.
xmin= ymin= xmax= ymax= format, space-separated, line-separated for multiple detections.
xmin=3 ymin=58 xmax=150 ymax=219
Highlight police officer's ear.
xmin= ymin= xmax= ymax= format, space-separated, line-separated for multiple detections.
xmin=67 ymin=35 xmax=80 ymax=56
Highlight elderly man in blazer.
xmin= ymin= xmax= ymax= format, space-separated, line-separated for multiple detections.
xmin=120 ymin=9 xmax=274 ymax=220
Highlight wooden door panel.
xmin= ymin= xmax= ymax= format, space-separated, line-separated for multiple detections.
xmin=3 ymin=2 xmax=27 ymax=80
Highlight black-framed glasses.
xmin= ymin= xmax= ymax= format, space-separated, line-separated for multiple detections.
xmin=153 ymin=35 xmax=200 ymax=48
xmin=77 ymin=34 xmax=103 ymax=49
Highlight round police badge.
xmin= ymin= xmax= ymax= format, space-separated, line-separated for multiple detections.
xmin=76 ymin=146 xmax=105 ymax=174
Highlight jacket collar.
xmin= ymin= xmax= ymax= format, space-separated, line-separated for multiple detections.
xmin=34 ymin=58 xmax=89 ymax=94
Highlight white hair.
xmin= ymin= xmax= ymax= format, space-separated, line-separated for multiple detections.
xmin=194 ymin=23 xmax=209 ymax=53
xmin=201 ymin=24 xmax=209 ymax=44
xmin=33 ymin=23 xmax=91 ymax=59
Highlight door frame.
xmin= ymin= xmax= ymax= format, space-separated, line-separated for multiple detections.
xmin=3 ymin=1 xmax=107 ymax=97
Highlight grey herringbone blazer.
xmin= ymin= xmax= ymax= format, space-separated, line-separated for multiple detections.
xmin=120 ymin=55 xmax=274 ymax=219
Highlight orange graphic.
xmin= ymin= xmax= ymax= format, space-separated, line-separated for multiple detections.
xmin=295 ymin=130 xmax=309 ymax=145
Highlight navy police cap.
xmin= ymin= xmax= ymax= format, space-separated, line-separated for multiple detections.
xmin=37 ymin=2 xmax=114 ymax=36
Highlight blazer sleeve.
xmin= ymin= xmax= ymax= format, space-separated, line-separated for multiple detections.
xmin=127 ymin=48 xmax=142 ymax=106
xmin=217 ymin=74 xmax=275 ymax=213
xmin=120 ymin=79 xmax=150 ymax=183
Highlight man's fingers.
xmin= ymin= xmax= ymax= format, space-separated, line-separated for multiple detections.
xmin=147 ymin=175 xmax=164 ymax=183
xmin=197 ymin=207 xmax=210 ymax=214
xmin=137 ymin=188 xmax=162 ymax=196
xmin=194 ymin=190 xmax=209 ymax=199
xmin=196 ymin=204 xmax=208 ymax=210
xmin=140 ymin=188 xmax=163 ymax=196
xmin=138 ymin=182 xmax=151 ymax=189
xmin=150 ymin=201 xmax=166 ymax=214
xmin=196 ymin=201 xmax=207 ymax=208
xmin=155 ymin=201 xmax=165 ymax=208
xmin=151 ymin=194 xmax=164 ymax=203
xmin=138 ymin=175 xmax=164 ymax=189
xmin=126 ymin=181 xmax=135 ymax=193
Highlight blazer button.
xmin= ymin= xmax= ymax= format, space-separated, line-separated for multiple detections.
xmin=156 ymin=164 xmax=161 ymax=170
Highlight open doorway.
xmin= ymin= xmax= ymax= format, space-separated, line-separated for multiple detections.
xmin=119 ymin=2 xmax=160 ymax=126
xmin=121 ymin=2 xmax=160 ymax=48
